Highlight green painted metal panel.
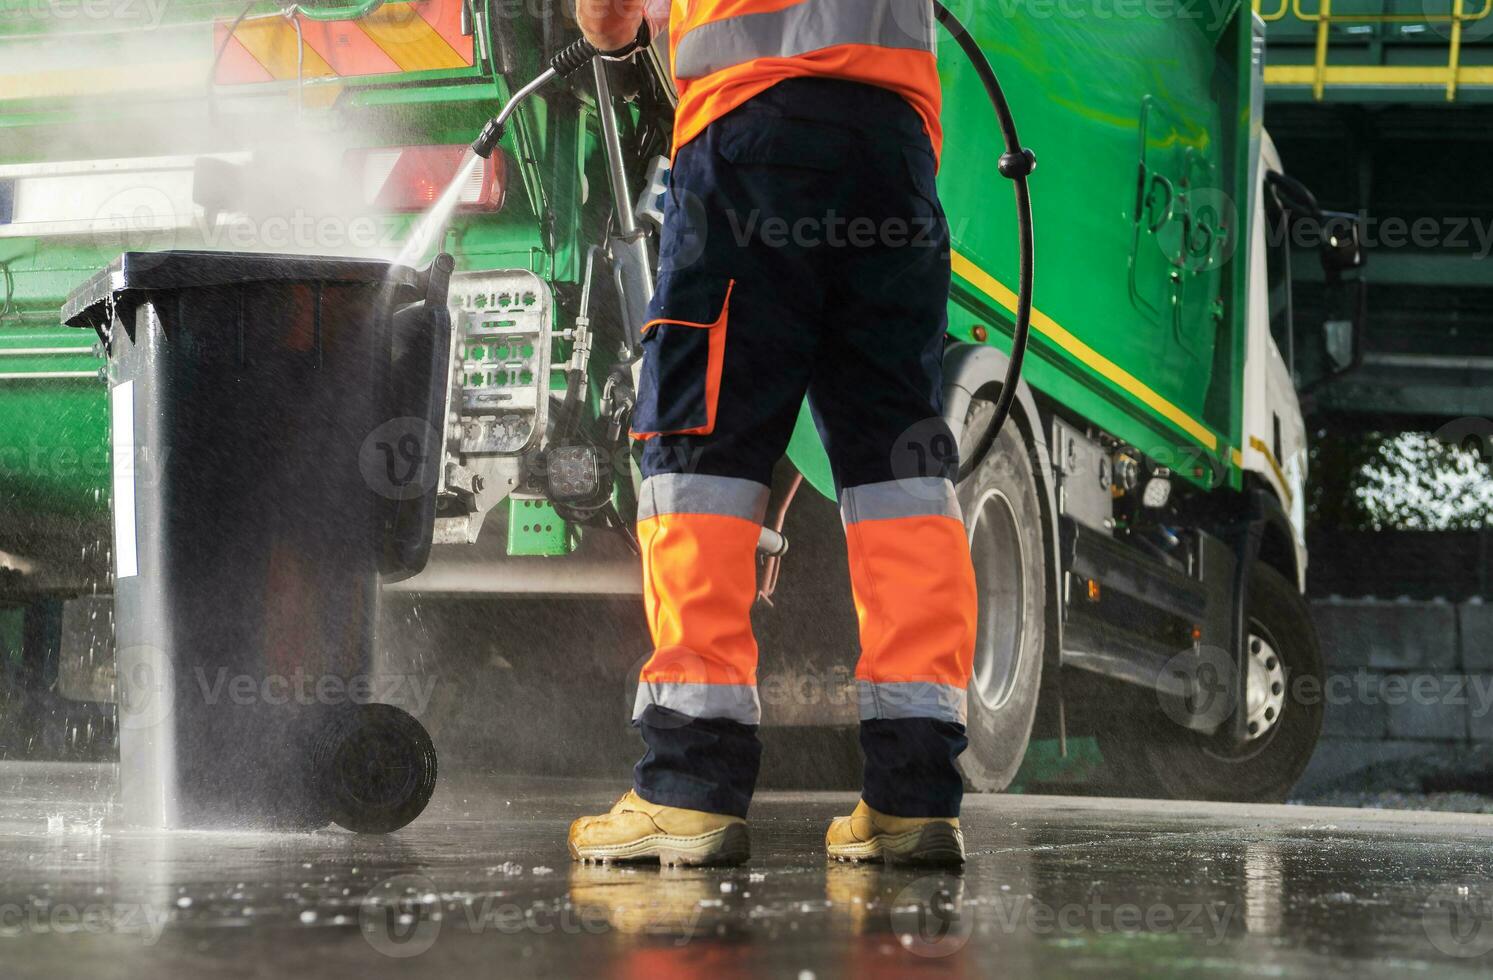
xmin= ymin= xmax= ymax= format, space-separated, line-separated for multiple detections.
xmin=786 ymin=404 xmax=835 ymax=501
xmin=1008 ymin=736 xmax=1107 ymax=793
xmin=0 ymin=324 xmax=106 ymax=521
xmin=789 ymin=6 xmax=1253 ymax=495
xmin=506 ymin=498 xmax=574 ymax=557
xmin=934 ymin=5 xmax=1247 ymax=488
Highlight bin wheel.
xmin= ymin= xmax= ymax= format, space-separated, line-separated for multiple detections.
xmin=956 ymin=401 xmax=1047 ymax=793
xmin=313 ymin=703 xmax=438 ymax=834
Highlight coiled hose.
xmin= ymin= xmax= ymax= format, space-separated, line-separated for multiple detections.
xmin=931 ymin=0 xmax=1038 ymax=481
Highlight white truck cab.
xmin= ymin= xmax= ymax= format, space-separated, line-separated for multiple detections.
xmin=1243 ymin=134 xmax=1312 ymax=590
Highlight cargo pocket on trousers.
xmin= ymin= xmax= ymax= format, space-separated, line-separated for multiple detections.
xmin=630 ymin=274 xmax=735 ymax=440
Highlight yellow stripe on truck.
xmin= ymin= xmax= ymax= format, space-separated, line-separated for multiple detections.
xmin=1249 ymin=436 xmax=1294 ymax=506
xmin=950 ymin=250 xmax=1221 ymax=452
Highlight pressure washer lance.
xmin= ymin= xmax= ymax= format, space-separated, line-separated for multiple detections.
xmin=471 ymin=25 xmax=651 ymax=159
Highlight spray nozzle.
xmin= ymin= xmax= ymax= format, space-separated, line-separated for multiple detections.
xmin=471 ymin=117 xmax=505 ymax=159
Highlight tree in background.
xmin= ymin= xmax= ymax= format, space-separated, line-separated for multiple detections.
xmin=1309 ymin=427 xmax=1491 ymax=531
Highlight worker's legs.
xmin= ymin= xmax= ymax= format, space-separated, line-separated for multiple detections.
xmin=627 ymin=88 xmax=849 ymax=818
xmin=608 ymin=77 xmax=975 ymax=836
xmin=807 ymin=94 xmax=978 ymax=820
xmin=629 ymin=293 xmax=814 ymax=817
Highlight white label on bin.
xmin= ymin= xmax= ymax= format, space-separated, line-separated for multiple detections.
xmin=112 ymin=381 xmax=138 ymax=579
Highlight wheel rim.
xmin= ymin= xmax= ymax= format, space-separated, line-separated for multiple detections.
xmin=1200 ymin=619 xmax=1287 ymax=763
xmin=1242 ymin=631 xmax=1287 ymax=741
xmin=967 ymin=488 xmax=1027 ymax=713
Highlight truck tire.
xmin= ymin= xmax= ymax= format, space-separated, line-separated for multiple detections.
xmin=1099 ymin=563 xmax=1324 ymax=802
xmin=956 ymin=403 xmax=1047 ymax=793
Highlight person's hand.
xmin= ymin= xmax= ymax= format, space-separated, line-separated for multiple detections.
xmin=576 ymin=0 xmax=647 ymax=53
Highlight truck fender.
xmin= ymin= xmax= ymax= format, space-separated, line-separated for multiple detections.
xmin=941 ymin=341 xmax=1065 ymax=670
xmin=1250 ymin=482 xmax=1304 ymax=593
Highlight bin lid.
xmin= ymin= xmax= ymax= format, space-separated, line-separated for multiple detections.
xmin=63 ymin=251 xmax=423 ymax=332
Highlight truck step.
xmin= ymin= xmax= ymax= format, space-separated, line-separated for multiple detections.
xmin=1060 ymin=518 xmax=1208 ymax=623
xmin=1060 ymin=617 xmax=1218 ymax=734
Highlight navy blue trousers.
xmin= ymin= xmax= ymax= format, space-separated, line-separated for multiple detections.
xmin=631 ymin=78 xmax=971 ymax=820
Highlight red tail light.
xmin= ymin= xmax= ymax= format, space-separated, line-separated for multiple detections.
xmin=345 ymin=145 xmax=506 ymax=213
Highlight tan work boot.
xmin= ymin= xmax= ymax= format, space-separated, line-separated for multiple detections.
xmin=825 ymin=800 xmax=965 ymax=866
xmin=568 ymin=790 xmax=750 ymax=867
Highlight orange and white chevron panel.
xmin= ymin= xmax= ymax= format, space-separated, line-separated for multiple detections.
xmin=213 ymin=0 xmax=474 ymax=85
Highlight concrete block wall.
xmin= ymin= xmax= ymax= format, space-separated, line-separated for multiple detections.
xmin=1294 ymin=597 xmax=1492 ymax=795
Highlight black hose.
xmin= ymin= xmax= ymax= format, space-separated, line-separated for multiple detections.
xmin=554 ymin=245 xmax=604 ymax=445
xmin=551 ymin=35 xmax=601 ymax=77
xmin=472 ymin=23 xmax=655 ymax=158
xmin=549 ymin=24 xmax=652 ymax=81
xmin=1264 ymin=169 xmax=1320 ymax=218
xmin=932 ymin=1 xmax=1037 ymax=482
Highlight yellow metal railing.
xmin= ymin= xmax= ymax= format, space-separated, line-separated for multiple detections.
xmin=1253 ymin=0 xmax=1493 ymax=100
xmin=1256 ymin=0 xmax=1292 ymax=20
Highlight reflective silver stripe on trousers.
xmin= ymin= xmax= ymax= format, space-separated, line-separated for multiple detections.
xmin=841 ymin=478 xmax=962 ymax=526
xmin=639 ymin=473 xmax=771 ymax=524
xmin=634 ymin=681 xmax=763 ymax=726
xmin=673 ymin=0 xmax=936 ymax=81
xmin=857 ymin=680 xmax=968 ymax=725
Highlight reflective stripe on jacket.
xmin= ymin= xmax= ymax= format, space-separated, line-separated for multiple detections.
xmin=668 ymin=0 xmax=943 ymax=161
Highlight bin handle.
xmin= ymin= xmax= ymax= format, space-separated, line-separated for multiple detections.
xmin=380 ymin=254 xmax=454 ymax=582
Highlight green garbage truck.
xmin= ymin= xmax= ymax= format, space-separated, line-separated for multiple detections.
xmin=0 ymin=0 xmax=1364 ymax=799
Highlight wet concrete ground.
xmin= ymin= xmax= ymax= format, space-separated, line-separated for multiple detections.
xmin=4 ymin=762 xmax=1493 ymax=978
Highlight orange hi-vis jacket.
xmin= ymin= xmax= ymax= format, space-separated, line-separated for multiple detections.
xmin=665 ymin=0 xmax=944 ymax=162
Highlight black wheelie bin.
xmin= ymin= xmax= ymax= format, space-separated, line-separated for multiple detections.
xmin=64 ymin=250 xmax=453 ymax=833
